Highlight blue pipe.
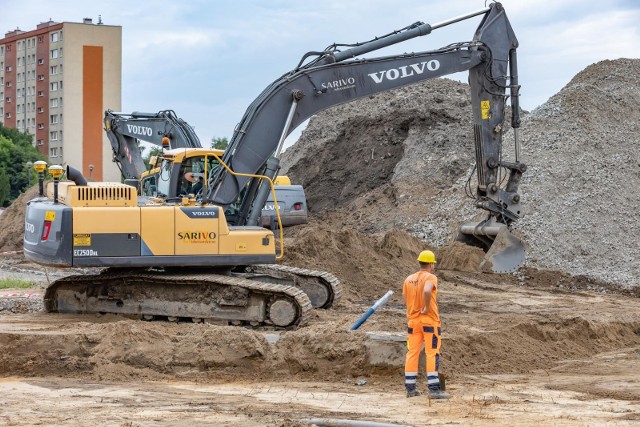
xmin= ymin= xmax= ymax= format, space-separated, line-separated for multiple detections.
xmin=351 ymin=290 xmax=394 ymax=331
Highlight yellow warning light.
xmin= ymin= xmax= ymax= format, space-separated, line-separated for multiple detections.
xmin=33 ymin=160 xmax=47 ymax=173
xmin=162 ymin=137 xmax=170 ymax=148
xmin=48 ymin=164 xmax=64 ymax=179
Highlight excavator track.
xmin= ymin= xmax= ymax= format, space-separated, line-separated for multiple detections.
xmin=44 ymin=269 xmax=312 ymax=328
xmin=237 ymin=264 xmax=342 ymax=309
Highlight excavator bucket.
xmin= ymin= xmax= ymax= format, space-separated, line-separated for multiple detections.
xmin=457 ymin=220 xmax=526 ymax=273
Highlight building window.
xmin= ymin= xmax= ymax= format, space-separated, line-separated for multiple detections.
xmin=38 ymin=74 xmax=45 ymax=81
xmin=38 ymin=36 xmax=43 ymax=43
xmin=50 ymin=131 xmax=58 ymax=141
xmin=50 ymin=82 xmax=58 ymax=91
xmin=5 ymin=65 xmax=11 ymax=72
xmin=6 ymin=81 xmax=11 ymax=87
xmin=49 ymin=147 xmax=58 ymax=157
xmin=50 ymin=65 xmax=58 ymax=75
xmin=50 ymin=49 xmax=58 ymax=59
xmin=0 ymin=46 xmax=3 ymax=55
xmin=37 ymin=139 xmax=44 ymax=145
xmin=5 ymin=97 xmax=10 ymax=103
xmin=50 ymin=114 xmax=58 ymax=124
xmin=38 ymin=91 xmax=44 ymax=97
xmin=50 ymin=98 xmax=58 ymax=108
xmin=5 ymin=112 xmax=11 ymax=118
xmin=38 ymin=58 xmax=44 ymax=65
xmin=38 ymin=123 xmax=44 ymax=129
xmin=0 ymin=77 xmax=3 ymax=85
xmin=37 ymin=106 xmax=44 ymax=113
xmin=51 ymin=32 xmax=59 ymax=43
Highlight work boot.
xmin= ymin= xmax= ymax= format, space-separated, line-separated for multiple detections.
xmin=428 ymin=389 xmax=450 ymax=400
xmin=406 ymin=388 xmax=421 ymax=398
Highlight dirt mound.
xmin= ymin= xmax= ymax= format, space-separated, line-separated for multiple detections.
xmin=281 ymin=78 xmax=476 ymax=241
xmin=437 ymin=242 xmax=485 ymax=273
xmin=0 ymin=184 xmax=40 ymax=252
xmin=282 ymin=222 xmax=430 ymax=303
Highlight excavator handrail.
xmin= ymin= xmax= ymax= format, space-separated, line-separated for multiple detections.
xmin=208 ymin=152 xmax=285 ymax=259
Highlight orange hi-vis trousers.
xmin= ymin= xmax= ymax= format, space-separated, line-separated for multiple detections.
xmin=405 ymin=317 xmax=442 ymax=391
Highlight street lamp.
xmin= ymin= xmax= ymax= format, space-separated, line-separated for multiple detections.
xmin=33 ymin=160 xmax=48 ymax=197
xmin=26 ymin=161 xmax=33 ymax=186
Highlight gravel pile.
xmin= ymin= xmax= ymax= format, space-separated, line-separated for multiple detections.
xmin=282 ymin=58 xmax=640 ymax=287
xmin=0 ymin=294 xmax=43 ymax=313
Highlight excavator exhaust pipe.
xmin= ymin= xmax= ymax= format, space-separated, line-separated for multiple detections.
xmin=66 ymin=165 xmax=88 ymax=186
xmin=457 ymin=220 xmax=526 ymax=273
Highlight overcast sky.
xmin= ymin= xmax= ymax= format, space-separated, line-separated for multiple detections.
xmin=2 ymin=0 xmax=639 ymax=148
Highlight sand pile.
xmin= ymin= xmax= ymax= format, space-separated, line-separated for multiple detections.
xmin=0 ymin=184 xmax=41 ymax=252
xmin=282 ymin=222 xmax=431 ymax=303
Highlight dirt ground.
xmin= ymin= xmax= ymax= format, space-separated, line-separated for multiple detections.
xmin=1 ymin=243 xmax=639 ymax=426
xmin=1 ymin=58 xmax=639 ymax=426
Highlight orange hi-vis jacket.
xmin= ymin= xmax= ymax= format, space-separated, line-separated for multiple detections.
xmin=403 ymin=270 xmax=440 ymax=326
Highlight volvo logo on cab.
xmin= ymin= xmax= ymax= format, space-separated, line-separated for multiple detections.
xmin=368 ymin=60 xmax=441 ymax=84
xmin=126 ymin=124 xmax=153 ymax=137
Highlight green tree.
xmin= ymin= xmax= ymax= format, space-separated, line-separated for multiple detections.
xmin=0 ymin=123 xmax=46 ymax=206
xmin=211 ymin=136 xmax=229 ymax=150
xmin=0 ymin=168 xmax=9 ymax=206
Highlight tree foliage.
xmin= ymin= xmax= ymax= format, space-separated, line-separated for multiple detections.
xmin=0 ymin=124 xmax=46 ymax=206
xmin=211 ymin=136 xmax=229 ymax=150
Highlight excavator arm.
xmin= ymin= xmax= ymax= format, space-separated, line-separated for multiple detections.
xmin=207 ymin=3 xmax=523 ymax=228
xmin=105 ymin=110 xmax=202 ymax=180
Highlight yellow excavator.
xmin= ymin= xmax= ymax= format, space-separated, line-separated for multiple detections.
xmin=24 ymin=3 xmax=526 ymax=327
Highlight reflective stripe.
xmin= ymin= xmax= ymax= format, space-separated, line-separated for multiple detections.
xmin=436 ymin=353 xmax=440 ymax=371
xmin=438 ymin=327 xmax=441 ymax=335
xmin=432 ymin=334 xmax=439 ymax=349
xmin=408 ymin=327 xmax=414 ymax=334
xmin=428 ymin=371 xmax=441 ymax=391
xmin=405 ymin=372 xmax=418 ymax=385
xmin=423 ymin=326 xmax=435 ymax=333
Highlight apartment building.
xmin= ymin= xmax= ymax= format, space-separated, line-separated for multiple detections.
xmin=0 ymin=18 xmax=121 ymax=181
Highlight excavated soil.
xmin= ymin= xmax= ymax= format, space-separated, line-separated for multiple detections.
xmin=0 ymin=184 xmax=41 ymax=253
xmin=0 ymin=59 xmax=639 ymax=425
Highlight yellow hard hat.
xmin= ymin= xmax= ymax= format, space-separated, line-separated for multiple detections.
xmin=417 ymin=250 xmax=437 ymax=263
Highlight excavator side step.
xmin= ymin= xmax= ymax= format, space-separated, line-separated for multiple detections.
xmin=44 ymin=270 xmax=312 ymax=328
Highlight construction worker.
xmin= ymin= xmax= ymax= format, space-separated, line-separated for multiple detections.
xmin=183 ymin=172 xmax=204 ymax=195
xmin=403 ymin=250 xmax=449 ymax=399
